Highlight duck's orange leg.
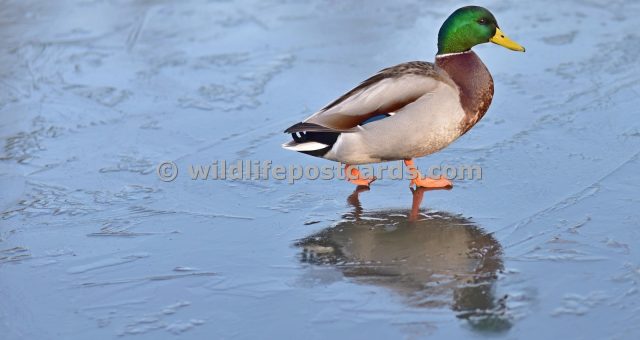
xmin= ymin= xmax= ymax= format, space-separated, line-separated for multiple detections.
xmin=404 ymin=159 xmax=452 ymax=189
xmin=344 ymin=164 xmax=376 ymax=187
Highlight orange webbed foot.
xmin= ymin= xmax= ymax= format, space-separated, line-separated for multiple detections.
xmin=410 ymin=176 xmax=452 ymax=189
xmin=404 ymin=159 xmax=452 ymax=190
xmin=348 ymin=177 xmax=377 ymax=187
xmin=344 ymin=164 xmax=376 ymax=187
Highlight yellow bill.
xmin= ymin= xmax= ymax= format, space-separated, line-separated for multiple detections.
xmin=490 ymin=28 xmax=525 ymax=52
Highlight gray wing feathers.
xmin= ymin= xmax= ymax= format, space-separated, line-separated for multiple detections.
xmin=303 ymin=61 xmax=445 ymax=130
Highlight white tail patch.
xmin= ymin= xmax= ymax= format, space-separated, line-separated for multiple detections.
xmin=282 ymin=141 xmax=329 ymax=151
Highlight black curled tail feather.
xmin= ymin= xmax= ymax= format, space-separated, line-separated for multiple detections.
xmin=284 ymin=122 xmax=341 ymax=157
xmin=292 ymin=132 xmax=306 ymax=143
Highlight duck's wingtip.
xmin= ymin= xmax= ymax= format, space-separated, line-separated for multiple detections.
xmin=284 ymin=122 xmax=304 ymax=133
xmin=285 ymin=122 xmax=343 ymax=134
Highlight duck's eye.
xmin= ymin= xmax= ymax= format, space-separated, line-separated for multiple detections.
xmin=477 ymin=18 xmax=488 ymax=25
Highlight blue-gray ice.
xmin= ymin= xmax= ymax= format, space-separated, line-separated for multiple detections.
xmin=1 ymin=0 xmax=640 ymax=339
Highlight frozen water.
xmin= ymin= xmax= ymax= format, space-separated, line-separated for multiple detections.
xmin=1 ymin=0 xmax=640 ymax=339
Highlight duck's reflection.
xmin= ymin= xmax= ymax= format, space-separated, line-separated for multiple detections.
xmin=296 ymin=187 xmax=511 ymax=332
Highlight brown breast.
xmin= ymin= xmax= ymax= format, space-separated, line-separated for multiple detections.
xmin=435 ymin=51 xmax=494 ymax=134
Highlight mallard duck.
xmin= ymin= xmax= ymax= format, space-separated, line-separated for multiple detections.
xmin=283 ymin=6 xmax=524 ymax=188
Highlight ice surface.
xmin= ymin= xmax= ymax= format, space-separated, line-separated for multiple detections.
xmin=1 ymin=0 xmax=640 ymax=339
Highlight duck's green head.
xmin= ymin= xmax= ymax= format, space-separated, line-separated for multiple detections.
xmin=437 ymin=6 xmax=525 ymax=55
